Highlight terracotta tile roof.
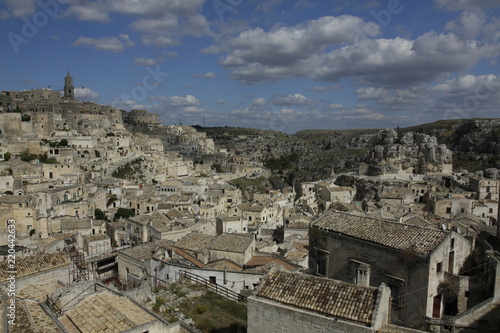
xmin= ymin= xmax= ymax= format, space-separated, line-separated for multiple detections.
xmin=172 ymin=247 xmax=204 ymax=267
xmin=312 ymin=211 xmax=447 ymax=256
xmin=256 ymin=271 xmax=378 ymax=324
xmin=10 ymin=300 xmax=63 ymax=333
xmin=203 ymin=259 xmax=243 ymax=272
xmin=209 ymin=233 xmax=253 ymax=253
xmin=85 ymin=234 xmax=110 ymax=242
xmin=0 ymin=252 xmax=70 ymax=282
xmin=65 ymin=293 xmax=156 ymax=332
xmin=175 ymin=232 xmax=216 ymax=253
xmin=119 ymin=239 xmax=173 ymax=260
xmin=245 ymin=256 xmax=298 ymax=271
xmin=18 ymin=283 xmax=62 ymax=302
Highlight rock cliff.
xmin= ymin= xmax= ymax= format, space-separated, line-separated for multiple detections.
xmin=360 ymin=129 xmax=453 ymax=176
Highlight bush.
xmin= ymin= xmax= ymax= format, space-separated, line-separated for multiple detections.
xmin=152 ymin=296 xmax=167 ymax=313
xmin=196 ymin=305 xmax=208 ymax=314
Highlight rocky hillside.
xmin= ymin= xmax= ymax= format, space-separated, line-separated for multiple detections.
xmin=360 ymin=129 xmax=453 ymax=176
xmin=199 ymin=118 xmax=500 ymax=185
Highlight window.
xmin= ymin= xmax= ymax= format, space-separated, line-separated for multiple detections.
xmin=437 ymin=262 xmax=442 ymax=272
xmin=451 ymin=238 xmax=454 ymax=249
xmin=489 ymin=208 xmax=494 ymax=214
xmin=486 ymin=186 xmax=491 ymax=192
xmin=460 ymin=208 xmax=465 ymax=213
xmin=315 ymin=249 xmax=329 ymax=276
xmin=386 ymin=276 xmax=404 ymax=308
xmin=446 ymin=207 xmax=451 ymax=214
xmin=355 ymin=265 xmax=370 ymax=286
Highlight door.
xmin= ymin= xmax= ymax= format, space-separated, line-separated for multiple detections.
xmin=432 ymin=295 xmax=441 ymax=318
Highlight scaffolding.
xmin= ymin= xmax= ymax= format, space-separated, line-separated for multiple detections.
xmin=69 ymin=246 xmax=89 ymax=282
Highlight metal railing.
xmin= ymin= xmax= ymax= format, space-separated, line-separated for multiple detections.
xmin=180 ymin=270 xmax=247 ymax=304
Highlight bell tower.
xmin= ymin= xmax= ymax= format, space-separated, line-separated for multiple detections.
xmin=64 ymin=70 xmax=74 ymax=100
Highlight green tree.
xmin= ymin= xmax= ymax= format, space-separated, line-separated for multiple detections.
xmin=94 ymin=208 xmax=109 ymax=221
xmin=113 ymin=208 xmax=135 ymax=221
xmin=59 ymin=139 xmax=68 ymax=147
xmin=4 ymin=152 xmax=11 ymax=161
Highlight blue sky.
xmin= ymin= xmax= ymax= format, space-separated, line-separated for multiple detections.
xmin=0 ymin=0 xmax=499 ymax=133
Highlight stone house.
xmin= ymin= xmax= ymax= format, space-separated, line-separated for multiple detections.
xmin=247 ymin=270 xmax=391 ymax=333
xmin=116 ymin=239 xmax=173 ymax=288
xmin=0 ymin=195 xmax=36 ymax=238
xmin=309 ymin=210 xmax=472 ymax=330
xmin=216 ymin=216 xmax=248 ymax=234
xmin=0 ymin=251 xmax=71 ymax=292
xmin=208 ymin=233 xmax=255 ymax=266
xmin=427 ymin=195 xmax=474 ymax=219
xmin=173 ymin=232 xmax=217 ymax=265
xmin=469 ymin=177 xmax=499 ymax=200
xmin=10 ymin=283 xmax=181 ymax=333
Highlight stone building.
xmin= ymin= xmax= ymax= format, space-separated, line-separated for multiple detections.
xmin=247 ymin=270 xmax=391 ymax=333
xmin=0 ymin=251 xmax=70 ymax=292
xmin=122 ymin=109 xmax=159 ymax=125
xmin=469 ymin=177 xmax=500 ymax=201
xmin=309 ymin=210 xmax=472 ymax=330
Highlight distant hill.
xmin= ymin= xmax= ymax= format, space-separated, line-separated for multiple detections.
xmin=198 ymin=118 xmax=500 ymax=184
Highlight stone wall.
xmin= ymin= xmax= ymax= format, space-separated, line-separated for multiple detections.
xmin=247 ymin=296 xmax=376 ymax=333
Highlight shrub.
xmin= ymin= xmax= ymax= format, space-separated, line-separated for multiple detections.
xmin=196 ymin=305 xmax=208 ymax=314
xmin=152 ymin=296 xmax=167 ymax=313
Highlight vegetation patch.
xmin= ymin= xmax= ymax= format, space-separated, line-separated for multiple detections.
xmin=176 ymin=291 xmax=247 ymax=333
xmin=112 ymin=158 xmax=145 ymax=180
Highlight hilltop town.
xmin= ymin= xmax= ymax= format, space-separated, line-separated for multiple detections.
xmin=0 ymin=74 xmax=499 ymax=333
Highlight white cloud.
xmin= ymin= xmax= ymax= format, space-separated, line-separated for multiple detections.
xmin=3 ymin=0 xmax=36 ymax=18
xmin=73 ymin=35 xmax=134 ymax=52
xmin=271 ymin=93 xmax=317 ymax=106
xmin=63 ymin=3 xmax=110 ymax=22
xmin=309 ymin=86 xmax=328 ymax=92
xmin=134 ymin=57 xmax=158 ymax=66
xmin=445 ymin=11 xmax=486 ymax=40
xmin=252 ymin=98 xmax=266 ymax=106
xmin=216 ymin=99 xmax=227 ymax=105
xmin=209 ymin=14 xmax=499 ymax=87
xmin=150 ymin=95 xmax=201 ymax=106
xmin=325 ymin=103 xmax=343 ymax=110
xmin=0 ymin=10 xmax=10 ymax=20
xmin=194 ymin=71 xmax=216 ymax=79
xmin=74 ymin=87 xmax=99 ymax=102
xmin=434 ymin=0 xmax=500 ymax=10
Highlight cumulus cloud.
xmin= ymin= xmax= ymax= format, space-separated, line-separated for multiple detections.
xmin=271 ymin=93 xmax=318 ymax=106
xmin=252 ymin=98 xmax=266 ymax=106
xmin=325 ymin=103 xmax=344 ymax=110
xmin=73 ymin=34 xmax=134 ymax=52
xmin=208 ymin=14 xmax=499 ymax=87
xmin=445 ymin=11 xmax=486 ymax=40
xmin=434 ymin=0 xmax=500 ymax=11
xmin=194 ymin=71 xmax=216 ymax=79
xmin=3 ymin=0 xmax=36 ymax=18
xmin=150 ymin=95 xmax=201 ymax=106
xmin=112 ymin=0 xmax=208 ymax=46
xmin=62 ymin=2 xmax=110 ymax=22
xmin=216 ymin=99 xmax=227 ymax=105
xmin=74 ymin=87 xmax=99 ymax=102
xmin=309 ymin=86 xmax=329 ymax=92
xmin=134 ymin=57 xmax=158 ymax=66
xmin=355 ymin=74 xmax=500 ymax=125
